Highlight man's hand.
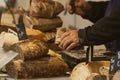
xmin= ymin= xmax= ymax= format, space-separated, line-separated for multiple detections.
xmin=59 ymin=30 xmax=79 ymax=50
xmin=67 ymin=0 xmax=91 ymax=16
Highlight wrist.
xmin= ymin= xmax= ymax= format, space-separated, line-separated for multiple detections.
xmin=78 ymin=29 xmax=87 ymax=46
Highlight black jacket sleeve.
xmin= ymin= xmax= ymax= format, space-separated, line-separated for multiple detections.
xmin=78 ymin=8 xmax=120 ymax=46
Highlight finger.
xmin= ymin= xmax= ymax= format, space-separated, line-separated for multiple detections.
xmin=59 ymin=36 xmax=69 ymax=49
xmin=62 ymin=38 xmax=73 ymax=49
xmin=61 ymin=32 xmax=70 ymax=40
xmin=66 ymin=42 xmax=77 ymax=50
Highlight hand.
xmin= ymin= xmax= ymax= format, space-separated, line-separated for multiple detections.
xmin=59 ymin=30 xmax=79 ymax=50
xmin=67 ymin=0 xmax=91 ymax=16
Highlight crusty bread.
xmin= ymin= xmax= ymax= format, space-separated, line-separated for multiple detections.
xmin=0 ymin=24 xmax=48 ymax=42
xmin=71 ymin=61 xmax=110 ymax=80
xmin=30 ymin=0 xmax=64 ymax=18
xmin=6 ymin=57 xmax=68 ymax=79
xmin=26 ymin=27 xmax=47 ymax=42
xmin=24 ymin=16 xmax=62 ymax=31
xmin=11 ymin=40 xmax=48 ymax=60
xmin=2 ymin=32 xmax=19 ymax=51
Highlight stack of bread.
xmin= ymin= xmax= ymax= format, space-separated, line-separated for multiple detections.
xmin=0 ymin=21 xmax=68 ymax=79
xmin=22 ymin=0 xmax=64 ymax=51
xmin=24 ymin=0 xmax=64 ymax=40
xmin=5 ymin=39 xmax=68 ymax=79
xmin=0 ymin=0 xmax=69 ymax=79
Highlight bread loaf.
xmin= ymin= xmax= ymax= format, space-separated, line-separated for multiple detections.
xmin=71 ymin=63 xmax=91 ymax=80
xmin=11 ymin=40 xmax=48 ymax=60
xmin=86 ymin=73 xmax=107 ymax=80
xmin=30 ymin=0 xmax=64 ymax=18
xmin=26 ymin=28 xmax=47 ymax=42
xmin=24 ymin=16 xmax=62 ymax=31
xmin=99 ymin=66 xmax=109 ymax=80
xmin=0 ymin=25 xmax=16 ymax=33
xmin=55 ymin=27 xmax=67 ymax=44
xmin=1 ymin=32 xmax=19 ymax=51
xmin=45 ymin=31 xmax=56 ymax=41
xmin=0 ymin=25 xmax=47 ymax=42
xmin=6 ymin=57 xmax=68 ymax=79
xmin=71 ymin=61 xmax=110 ymax=80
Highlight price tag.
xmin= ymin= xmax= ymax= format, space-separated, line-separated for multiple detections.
xmin=15 ymin=14 xmax=28 ymax=40
xmin=109 ymin=51 xmax=120 ymax=74
xmin=16 ymin=24 xmax=28 ymax=40
xmin=109 ymin=57 xmax=117 ymax=74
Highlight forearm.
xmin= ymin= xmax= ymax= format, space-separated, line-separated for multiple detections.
xmin=78 ymin=8 xmax=120 ymax=46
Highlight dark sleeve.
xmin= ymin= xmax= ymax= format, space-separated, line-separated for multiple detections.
xmin=86 ymin=1 xmax=108 ymax=23
xmin=78 ymin=8 xmax=120 ymax=46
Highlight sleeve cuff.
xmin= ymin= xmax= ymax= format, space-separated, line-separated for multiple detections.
xmin=78 ymin=29 xmax=87 ymax=46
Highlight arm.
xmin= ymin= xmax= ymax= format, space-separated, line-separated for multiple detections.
xmin=78 ymin=8 xmax=120 ymax=46
xmin=67 ymin=0 xmax=108 ymax=22
xmin=60 ymin=8 xmax=120 ymax=50
xmin=60 ymin=0 xmax=120 ymax=50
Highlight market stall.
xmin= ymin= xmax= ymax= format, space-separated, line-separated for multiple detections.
xmin=0 ymin=0 xmax=119 ymax=80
